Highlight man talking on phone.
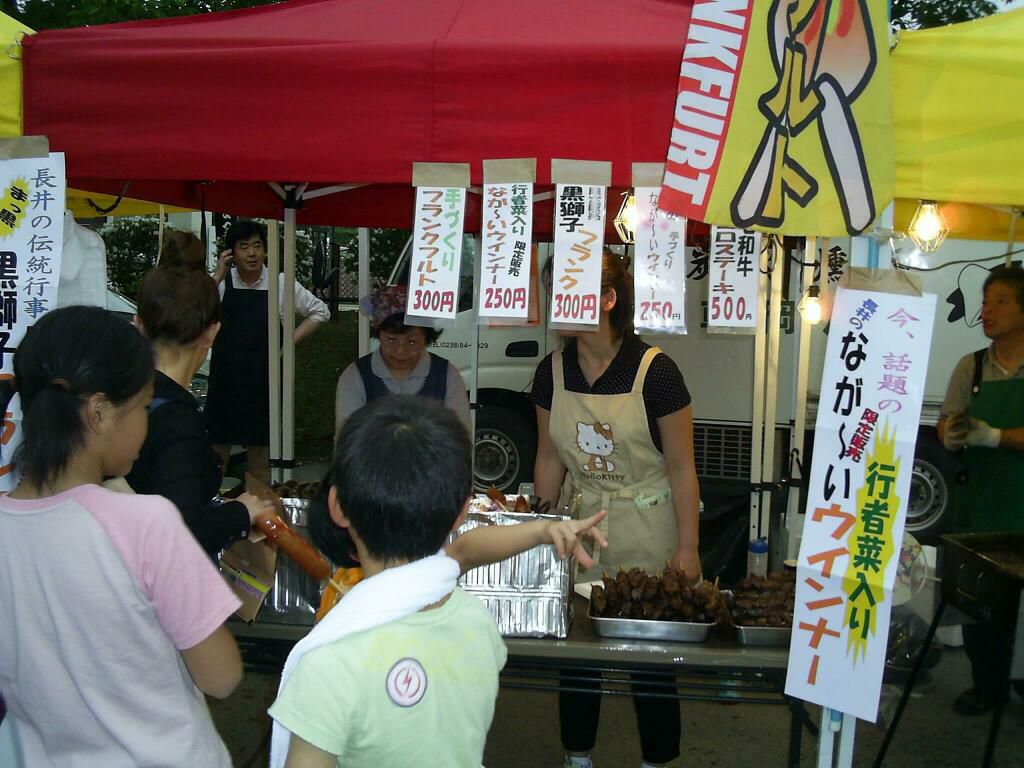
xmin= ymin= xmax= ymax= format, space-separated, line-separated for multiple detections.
xmin=937 ymin=264 xmax=1024 ymax=716
xmin=207 ymin=220 xmax=328 ymax=484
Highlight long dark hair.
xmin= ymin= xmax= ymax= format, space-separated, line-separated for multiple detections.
xmin=5 ymin=306 xmax=153 ymax=487
xmin=601 ymin=249 xmax=634 ymax=339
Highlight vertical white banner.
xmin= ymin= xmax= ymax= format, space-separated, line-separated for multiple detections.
xmin=0 ymin=152 xmax=67 ymax=489
xmin=633 ymin=187 xmax=687 ymax=334
xmin=550 ymin=184 xmax=605 ymax=328
xmin=479 ymin=182 xmax=533 ymax=323
xmin=785 ymin=286 xmax=936 ymax=722
xmin=707 ymin=226 xmax=760 ymax=334
xmin=406 ymin=186 xmax=466 ymax=324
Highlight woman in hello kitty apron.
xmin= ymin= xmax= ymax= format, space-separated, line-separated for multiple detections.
xmin=532 ymin=249 xmax=701 ymax=768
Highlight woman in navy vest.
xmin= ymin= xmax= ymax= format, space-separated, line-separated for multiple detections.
xmin=333 ymin=285 xmax=470 ymax=440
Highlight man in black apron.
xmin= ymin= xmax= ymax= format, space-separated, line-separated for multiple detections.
xmin=938 ymin=264 xmax=1024 ymax=716
xmin=206 ymin=221 xmax=329 ymax=484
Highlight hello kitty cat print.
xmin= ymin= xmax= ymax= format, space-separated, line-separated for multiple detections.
xmin=576 ymin=421 xmax=616 ymax=474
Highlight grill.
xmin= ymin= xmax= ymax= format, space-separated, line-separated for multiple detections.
xmin=693 ymin=423 xmax=752 ymax=480
xmin=878 ymin=533 xmax=1023 ymax=768
xmin=941 ymin=533 xmax=1024 ymax=634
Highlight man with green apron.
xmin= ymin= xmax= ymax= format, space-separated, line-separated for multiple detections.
xmin=938 ymin=265 xmax=1024 ymax=716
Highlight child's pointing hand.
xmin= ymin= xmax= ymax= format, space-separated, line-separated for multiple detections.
xmin=546 ymin=510 xmax=608 ymax=568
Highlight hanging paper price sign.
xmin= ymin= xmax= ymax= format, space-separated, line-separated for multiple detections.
xmin=406 ymin=186 xmax=466 ymax=323
xmin=479 ymin=182 xmax=534 ymax=322
xmin=550 ymin=183 xmax=606 ymax=328
xmin=633 ymin=187 xmax=687 ymax=334
xmin=707 ymin=226 xmax=760 ymax=334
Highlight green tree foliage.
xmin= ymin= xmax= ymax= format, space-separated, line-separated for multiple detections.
xmin=336 ymin=228 xmax=410 ymax=289
xmin=11 ymin=0 xmax=1010 ymax=33
xmin=8 ymin=0 xmax=278 ymax=30
xmin=891 ymin=0 xmax=1005 ymax=28
xmin=101 ymin=216 xmax=158 ymax=300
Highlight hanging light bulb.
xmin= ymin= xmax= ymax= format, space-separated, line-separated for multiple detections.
xmin=613 ymin=191 xmax=638 ymax=244
xmin=908 ymin=200 xmax=948 ymax=253
xmin=798 ymin=285 xmax=823 ymax=325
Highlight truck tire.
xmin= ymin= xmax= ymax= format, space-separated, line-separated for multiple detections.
xmin=474 ymin=406 xmax=536 ymax=493
xmin=905 ymin=434 xmax=956 ymax=545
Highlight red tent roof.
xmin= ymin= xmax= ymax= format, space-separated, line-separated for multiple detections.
xmin=23 ymin=0 xmax=694 ymax=230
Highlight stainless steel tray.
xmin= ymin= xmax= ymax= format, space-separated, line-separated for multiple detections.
xmin=588 ymin=605 xmax=713 ymax=642
xmin=733 ymin=624 xmax=791 ymax=647
xmin=721 ymin=591 xmax=792 ymax=647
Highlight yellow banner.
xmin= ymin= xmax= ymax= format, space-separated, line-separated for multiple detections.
xmin=843 ymin=424 xmax=899 ymax=662
xmin=660 ymin=0 xmax=893 ymax=236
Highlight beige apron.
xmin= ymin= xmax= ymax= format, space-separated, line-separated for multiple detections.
xmin=550 ymin=346 xmax=677 ymax=581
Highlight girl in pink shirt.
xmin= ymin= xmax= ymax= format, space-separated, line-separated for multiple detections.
xmin=0 ymin=306 xmax=243 ymax=768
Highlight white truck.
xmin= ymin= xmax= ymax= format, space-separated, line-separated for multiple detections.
xmin=389 ymin=234 xmax=1006 ymax=544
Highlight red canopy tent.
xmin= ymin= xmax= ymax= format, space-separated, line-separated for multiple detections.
xmin=22 ymin=0 xmax=695 ymax=231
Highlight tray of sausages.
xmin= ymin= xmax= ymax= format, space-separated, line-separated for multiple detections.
xmin=588 ymin=566 xmax=724 ymax=643
xmin=723 ymin=572 xmax=796 ymax=647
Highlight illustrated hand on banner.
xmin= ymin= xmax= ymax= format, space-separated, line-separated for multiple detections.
xmin=660 ymin=0 xmax=892 ymax=236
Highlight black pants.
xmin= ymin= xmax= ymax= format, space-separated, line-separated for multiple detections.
xmin=963 ymin=623 xmax=1011 ymax=699
xmin=559 ymin=671 xmax=680 ymax=764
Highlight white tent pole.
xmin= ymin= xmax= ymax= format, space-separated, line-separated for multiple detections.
xmin=156 ymin=205 xmax=165 ymax=263
xmin=786 ymin=236 xmax=817 ymax=561
xmin=760 ymin=237 xmax=784 ymax=540
xmin=470 ymin=235 xmax=481 ymax=484
xmin=817 ymin=708 xmax=837 ymax=768
xmin=1007 ymin=209 xmax=1020 ymax=267
xmin=282 ymin=203 xmax=297 ymax=482
xmin=358 ymin=228 xmax=370 ymax=357
xmin=836 ymin=713 xmax=856 ymax=768
xmin=267 ymin=219 xmax=283 ymax=484
xmin=749 ymin=239 xmax=769 ymax=541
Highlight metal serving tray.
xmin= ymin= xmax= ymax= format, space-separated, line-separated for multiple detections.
xmin=734 ymin=624 xmax=791 ymax=648
xmin=587 ymin=603 xmax=713 ymax=643
xmin=722 ymin=589 xmax=793 ymax=647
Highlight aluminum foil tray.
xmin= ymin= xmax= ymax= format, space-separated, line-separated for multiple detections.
xmin=452 ymin=503 xmax=573 ymax=638
xmin=260 ymin=498 xmax=332 ymax=626
xmin=734 ymin=624 xmax=791 ymax=647
xmin=588 ymin=604 xmax=713 ymax=642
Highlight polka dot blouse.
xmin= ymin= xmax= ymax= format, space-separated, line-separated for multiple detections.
xmin=531 ymin=334 xmax=691 ymax=453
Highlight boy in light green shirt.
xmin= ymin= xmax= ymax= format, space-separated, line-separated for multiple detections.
xmin=269 ymin=395 xmax=606 ymax=768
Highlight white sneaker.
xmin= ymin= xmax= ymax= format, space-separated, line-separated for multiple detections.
xmin=563 ymin=756 xmax=594 ymax=768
